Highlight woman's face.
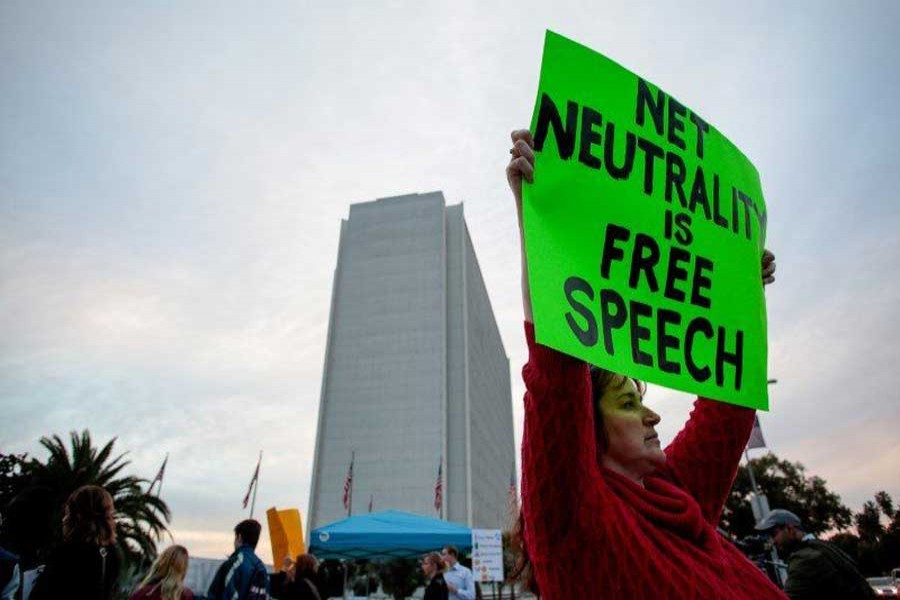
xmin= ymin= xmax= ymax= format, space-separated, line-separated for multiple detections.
xmin=422 ymin=558 xmax=435 ymax=577
xmin=598 ymin=376 xmax=665 ymax=480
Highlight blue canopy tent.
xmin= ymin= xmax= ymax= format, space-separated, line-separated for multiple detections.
xmin=308 ymin=510 xmax=472 ymax=560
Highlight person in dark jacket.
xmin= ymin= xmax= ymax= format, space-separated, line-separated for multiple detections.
xmin=30 ymin=485 xmax=121 ymax=600
xmin=756 ymin=509 xmax=875 ymax=599
xmin=206 ymin=520 xmax=269 ymax=600
xmin=279 ymin=553 xmax=321 ymax=600
xmin=421 ymin=552 xmax=449 ymax=600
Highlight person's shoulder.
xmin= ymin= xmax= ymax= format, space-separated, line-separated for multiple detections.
xmin=248 ymin=549 xmax=267 ymax=572
xmin=241 ymin=546 xmax=263 ymax=561
xmin=128 ymin=585 xmax=152 ymax=600
xmin=793 ymin=539 xmax=828 ymax=559
xmin=788 ymin=542 xmax=832 ymax=578
xmin=182 ymin=587 xmax=195 ymax=600
xmin=790 ymin=543 xmax=824 ymax=564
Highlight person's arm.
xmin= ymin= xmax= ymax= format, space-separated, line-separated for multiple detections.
xmin=662 ymin=251 xmax=776 ymax=524
xmin=507 ymin=129 xmax=535 ymax=324
xmin=458 ymin=567 xmax=477 ymax=600
xmin=446 ymin=565 xmax=477 ymax=600
xmin=508 ymin=130 xmax=605 ymax=559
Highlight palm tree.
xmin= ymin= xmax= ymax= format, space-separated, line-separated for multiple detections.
xmin=4 ymin=430 xmax=170 ymax=568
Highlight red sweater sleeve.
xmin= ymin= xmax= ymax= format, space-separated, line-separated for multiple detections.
xmin=663 ymin=398 xmax=755 ymax=524
xmin=520 ymin=321 xmax=601 ymax=554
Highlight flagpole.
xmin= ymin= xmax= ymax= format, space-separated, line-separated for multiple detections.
xmin=744 ymin=449 xmax=760 ymax=492
xmin=156 ymin=453 xmax=168 ymax=500
xmin=250 ymin=450 xmax=262 ymax=519
xmin=348 ymin=450 xmax=355 ymax=517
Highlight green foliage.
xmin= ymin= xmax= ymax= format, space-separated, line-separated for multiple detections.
xmin=350 ymin=560 xmax=380 ymax=596
xmin=722 ymin=452 xmax=852 ymax=539
xmin=378 ymin=558 xmax=424 ymax=600
xmin=856 ymin=501 xmax=883 ymax=544
xmin=875 ymin=491 xmax=895 ymax=519
xmin=0 ymin=430 xmax=170 ymax=573
xmin=832 ymin=490 xmax=900 ymax=577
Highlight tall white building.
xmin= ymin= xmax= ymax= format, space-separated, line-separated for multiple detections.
xmin=307 ymin=192 xmax=515 ymax=532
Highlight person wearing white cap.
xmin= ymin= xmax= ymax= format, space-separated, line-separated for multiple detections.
xmin=755 ymin=509 xmax=874 ymax=599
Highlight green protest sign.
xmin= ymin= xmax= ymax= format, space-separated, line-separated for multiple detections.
xmin=523 ymin=31 xmax=769 ymax=409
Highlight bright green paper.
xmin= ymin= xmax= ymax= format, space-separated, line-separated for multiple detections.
xmin=523 ymin=31 xmax=769 ymax=409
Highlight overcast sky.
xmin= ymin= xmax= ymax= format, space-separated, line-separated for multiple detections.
xmin=2 ymin=1 xmax=898 ymax=561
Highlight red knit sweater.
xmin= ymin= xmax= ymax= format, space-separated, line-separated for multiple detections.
xmin=521 ymin=322 xmax=786 ymax=599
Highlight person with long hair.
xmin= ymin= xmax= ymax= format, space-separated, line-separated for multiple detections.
xmin=30 ymin=484 xmax=121 ymax=600
xmin=506 ymin=129 xmax=785 ymax=599
xmin=130 ymin=545 xmax=194 ymax=600
xmin=279 ymin=553 xmax=321 ymax=600
xmin=421 ymin=552 xmax=449 ymax=600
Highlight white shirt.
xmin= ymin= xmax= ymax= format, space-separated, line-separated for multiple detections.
xmin=443 ymin=562 xmax=476 ymax=600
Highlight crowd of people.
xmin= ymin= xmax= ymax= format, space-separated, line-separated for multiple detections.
xmin=0 ymin=483 xmax=485 ymax=600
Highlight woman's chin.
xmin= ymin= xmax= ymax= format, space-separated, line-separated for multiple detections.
xmin=649 ymin=448 xmax=667 ymax=466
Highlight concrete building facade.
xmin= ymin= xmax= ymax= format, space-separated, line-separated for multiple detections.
xmin=307 ymin=192 xmax=515 ymax=533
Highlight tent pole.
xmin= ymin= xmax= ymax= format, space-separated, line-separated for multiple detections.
xmin=343 ymin=560 xmax=348 ymax=599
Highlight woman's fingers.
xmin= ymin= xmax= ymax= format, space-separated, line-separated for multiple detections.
xmin=513 ymin=139 xmax=535 ymax=164
xmin=506 ymin=155 xmax=534 ymax=184
xmin=511 ymin=129 xmax=534 ymax=148
xmin=761 ymin=250 xmax=776 ymax=286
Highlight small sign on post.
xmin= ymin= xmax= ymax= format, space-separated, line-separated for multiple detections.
xmin=523 ymin=30 xmax=770 ymax=409
xmin=471 ymin=529 xmax=504 ymax=583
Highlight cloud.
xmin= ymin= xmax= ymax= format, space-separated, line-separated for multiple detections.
xmin=2 ymin=0 xmax=899 ymax=558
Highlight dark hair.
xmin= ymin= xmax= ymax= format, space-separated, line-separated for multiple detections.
xmin=294 ymin=553 xmax=318 ymax=580
xmin=508 ymin=366 xmax=646 ymax=596
xmin=62 ymin=485 xmax=116 ymax=545
xmin=442 ymin=545 xmax=458 ymax=559
xmin=234 ymin=519 xmax=262 ymax=549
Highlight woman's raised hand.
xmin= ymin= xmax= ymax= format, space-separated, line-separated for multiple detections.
xmin=506 ymin=129 xmax=535 ymax=207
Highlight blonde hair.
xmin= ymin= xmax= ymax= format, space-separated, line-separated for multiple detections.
xmin=139 ymin=545 xmax=189 ymax=600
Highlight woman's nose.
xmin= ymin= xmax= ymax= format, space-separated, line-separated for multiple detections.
xmin=644 ymin=408 xmax=661 ymax=426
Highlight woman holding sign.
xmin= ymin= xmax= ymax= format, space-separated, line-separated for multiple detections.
xmin=506 ymin=129 xmax=784 ymax=599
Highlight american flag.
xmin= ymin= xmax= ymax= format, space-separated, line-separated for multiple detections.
xmin=342 ymin=452 xmax=355 ymax=513
xmin=242 ymin=452 xmax=262 ymax=509
xmin=746 ymin=415 xmax=767 ymax=450
xmin=148 ymin=453 xmax=168 ymax=495
xmin=434 ymin=460 xmax=443 ymax=512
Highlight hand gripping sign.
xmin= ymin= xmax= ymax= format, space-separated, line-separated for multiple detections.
xmin=523 ymin=31 xmax=770 ymax=409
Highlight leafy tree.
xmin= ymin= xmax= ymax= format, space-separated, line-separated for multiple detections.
xmin=845 ymin=491 xmax=900 ymax=576
xmin=874 ymin=491 xmax=895 ymax=519
xmin=722 ymin=452 xmax=852 ymax=539
xmin=0 ymin=430 xmax=170 ymax=572
xmin=856 ymin=501 xmax=884 ymax=544
xmin=828 ymin=532 xmax=860 ymax=563
xmin=378 ymin=558 xmax=424 ymax=600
